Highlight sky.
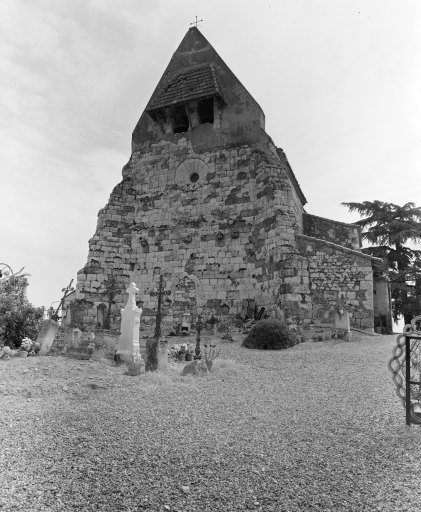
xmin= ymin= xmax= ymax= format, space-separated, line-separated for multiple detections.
xmin=1 ymin=0 xmax=420 ymax=309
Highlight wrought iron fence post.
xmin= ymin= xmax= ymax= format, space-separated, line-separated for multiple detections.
xmin=405 ymin=335 xmax=411 ymax=426
xmin=194 ymin=314 xmax=202 ymax=360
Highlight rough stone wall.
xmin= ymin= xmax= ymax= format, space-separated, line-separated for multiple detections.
xmin=303 ymin=214 xmax=361 ymax=250
xmin=76 ymin=136 xmax=304 ymax=327
xmin=296 ymin=235 xmax=374 ymax=329
xmin=75 ymin=137 xmax=377 ymax=332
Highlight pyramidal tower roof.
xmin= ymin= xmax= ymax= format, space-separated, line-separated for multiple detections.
xmin=132 ymin=27 xmax=266 ymax=149
xmin=146 ymin=27 xmax=252 ymax=111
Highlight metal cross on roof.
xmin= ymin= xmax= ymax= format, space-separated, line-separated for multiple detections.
xmin=190 ymin=16 xmax=203 ymax=28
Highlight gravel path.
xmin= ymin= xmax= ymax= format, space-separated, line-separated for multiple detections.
xmin=1 ymin=334 xmax=421 ymax=511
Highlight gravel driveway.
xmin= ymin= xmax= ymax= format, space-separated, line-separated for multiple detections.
xmin=1 ymin=333 xmax=420 ymax=511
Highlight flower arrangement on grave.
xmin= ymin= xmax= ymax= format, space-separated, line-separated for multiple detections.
xmin=170 ymin=344 xmax=181 ymax=358
xmin=184 ymin=342 xmax=194 ymax=361
xmin=0 ymin=346 xmax=16 ymax=359
xmin=122 ymin=350 xmax=144 ymax=376
xmin=170 ymin=343 xmax=194 ymax=361
xmin=17 ymin=337 xmax=33 ymax=357
xmin=20 ymin=337 xmax=33 ymax=352
xmin=202 ymin=343 xmax=221 ymax=372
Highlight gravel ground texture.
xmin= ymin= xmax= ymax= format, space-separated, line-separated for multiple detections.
xmin=1 ymin=332 xmax=421 ymax=512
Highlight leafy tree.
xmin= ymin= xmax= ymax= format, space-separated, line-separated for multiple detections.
xmin=342 ymin=201 xmax=421 ymax=324
xmin=0 ymin=270 xmax=43 ymax=348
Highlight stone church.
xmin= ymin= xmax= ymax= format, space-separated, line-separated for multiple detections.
xmin=73 ymin=27 xmax=391 ymax=333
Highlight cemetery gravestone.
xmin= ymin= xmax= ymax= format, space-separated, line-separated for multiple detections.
xmin=240 ymin=299 xmax=256 ymax=320
xmin=72 ymin=328 xmax=82 ymax=347
xmin=334 ymin=309 xmax=352 ymax=341
xmin=247 ymin=299 xmax=256 ymax=319
xmin=37 ymin=320 xmax=59 ymax=355
xmin=145 ymin=338 xmax=158 ymax=372
xmin=67 ymin=328 xmax=94 ymax=360
xmin=116 ymin=282 xmax=143 ymax=362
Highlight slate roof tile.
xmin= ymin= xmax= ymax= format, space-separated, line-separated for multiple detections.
xmin=146 ymin=63 xmax=227 ymax=112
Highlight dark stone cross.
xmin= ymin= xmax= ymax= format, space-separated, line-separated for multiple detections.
xmin=190 ymin=16 xmax=203 ymax=28
xmin=194 ymin=314 xmax=203 ymax=360
xmin=146 ymin=275 xmax=170 ymax=371
xmin=150 ymin=274 xmax=171 ymax=340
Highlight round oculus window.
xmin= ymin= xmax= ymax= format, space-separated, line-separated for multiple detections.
xmin=175 ymin=158 xmax=209 ymax=185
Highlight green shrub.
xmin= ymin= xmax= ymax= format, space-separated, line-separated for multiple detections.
xmin=0 ymin=282 xmax=43 ymax=349
xmin=242 ymin=319 xmax=299 ymax=350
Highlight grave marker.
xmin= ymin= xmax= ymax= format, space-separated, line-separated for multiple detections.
xmin=334 ymin=309 xmax=351 ymax=341
xmin=116 ymin=282 xmax=142 ymax=361
xmin=146 ymin=275 xmax=170 ymax=371
xmin=37 ymin=320 xmax=59 ymax=355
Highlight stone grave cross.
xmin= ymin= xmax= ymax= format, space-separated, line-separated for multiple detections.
xmin=127 ymin=281 xmax=138 ymax=306
xmin=194 ymin=314 xmax=203 ymax=360
xmin=146 ymin=275 xmax=170 ymax=371
xmin=150 ymin=275 xmax=171 ymax=339
xmin=116 ymin=282 xmax=142 ymax=359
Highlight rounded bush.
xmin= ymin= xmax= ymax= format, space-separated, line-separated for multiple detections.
xmin=242 ymin=319 xmax=299 ymax=350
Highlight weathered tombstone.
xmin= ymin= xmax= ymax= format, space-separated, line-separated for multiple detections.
xmin=247 ymin=299 xmax=256 ymax=319
xmin=334 ymin=309 xmax=352 ymax=341
xmin=72 ymin=329 xmax=94 ymax=360
xmin=240 ymin=300 xmax=248 ymax=319
xmin=37 ymin=320 xmax=59 ymax=355
xmin=72 ymin=328 xmax=82 ymax=347
xmin=116 ymin=282 xmax=142 ymax=361
xmin=145 ymin=338 xmax=159 ymax=371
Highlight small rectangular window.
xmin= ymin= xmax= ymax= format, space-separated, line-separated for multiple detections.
xmin=197 ymin=98 xmax=214 ymax=124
